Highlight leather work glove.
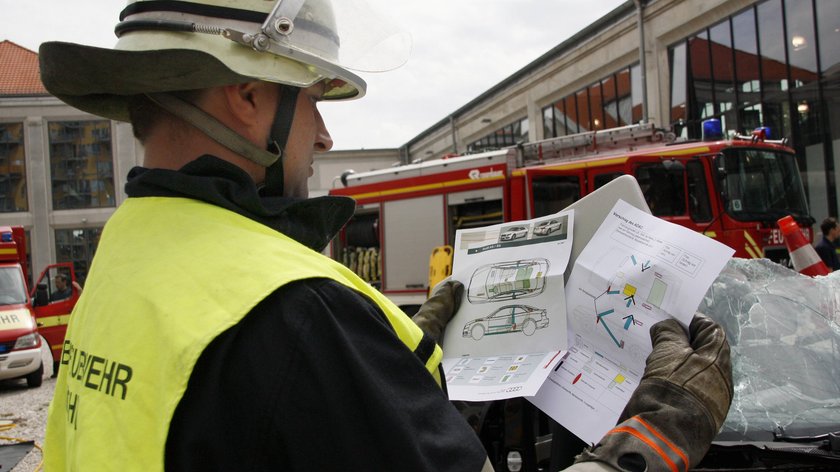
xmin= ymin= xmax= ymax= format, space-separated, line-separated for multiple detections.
xmin=411 ymin=280 xmax=464 ymax=344
xmin=573 ymin=313 xmax=733 ymax=472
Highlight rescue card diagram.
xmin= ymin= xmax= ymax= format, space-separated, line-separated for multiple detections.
xmin=529 ymin=200 xmax=734 ymax=443
xmin=440 ymin=197 xmax=732 ymax=442
xmin=441 ymin=211 xmax=574 ymax=401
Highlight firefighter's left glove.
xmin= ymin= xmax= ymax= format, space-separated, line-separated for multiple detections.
xmin=411 ymin=280 xmax=464 ymax=345
xmin=573 ymin=313 xmax=733 ymax=472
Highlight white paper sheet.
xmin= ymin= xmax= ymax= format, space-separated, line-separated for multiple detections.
xmin=529 ymin=199 xmax=734 ymax=443
xmin=441 ymin=210 xmax=574 ymax=401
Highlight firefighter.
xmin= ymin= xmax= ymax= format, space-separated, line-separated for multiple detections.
xmin=39 ymin=1 xmax=732 ymax=472
xmin=40 ymin=1 xmax=487 ymax=470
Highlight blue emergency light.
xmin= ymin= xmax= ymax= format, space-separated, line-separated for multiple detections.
xmin=702 ymin=119 xmax=723 ymax=141
xmin=1 ymin=232 xmax=12 ymax=242
xmin=754 ymin=126 xmax=771 ymax=139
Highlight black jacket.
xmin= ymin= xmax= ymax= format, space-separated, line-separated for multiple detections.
xmin=126 ymin=157 xmax=487 ymax=471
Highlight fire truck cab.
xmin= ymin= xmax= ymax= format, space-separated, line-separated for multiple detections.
xmin=329 ymin=121 xmax=812 ymax=312
xmin=0 ymin=226 xmax=79 ymax=387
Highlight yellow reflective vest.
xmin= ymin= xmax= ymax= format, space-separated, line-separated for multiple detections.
xmin=44 ymin=197 xmax=442 ymax=471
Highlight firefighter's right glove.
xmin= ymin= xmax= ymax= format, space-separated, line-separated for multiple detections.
xmin=574 ymin=313 xmax=733 ymax=472
xmin=411 ymin=280 xmax=464 ymax=345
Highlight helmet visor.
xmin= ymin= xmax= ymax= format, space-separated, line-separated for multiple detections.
xmin=263 ymin=0 xmax=411 ymax=73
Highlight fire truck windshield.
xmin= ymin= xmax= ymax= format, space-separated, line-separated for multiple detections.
xmin=0 ymin=267 xmax=28 ymax=305
xmin=718 ymin=148 xmax=809 ymax=223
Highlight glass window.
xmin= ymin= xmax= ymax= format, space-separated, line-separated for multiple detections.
xmin=757 ymin=0 xmax=792 ymax=141
xmin=519 ymin=118 xmax=529 ymax=143
xmin=576 ymin=89 xmax=591 ymax=131
xmin=565 ymin=94 xmax=580 ymax=134
xmin=686 ymin=160 xmax=713 ymax=222
xmin=601 ymin=76 xmax=620 ymax=129
xmin=631 ymin=63 xmax=644 ymax=123
xmin=35 ymin=265 xmax=76 ymax=305
xmin=616 ymin=68 xmax=633 ymax=126
xmin=554 ymin=101 xmax=569 ymax=136
xmin=471 ymin=118 xmax=528 ymax=151
xmin=545 ymin=65 xmax=639 ymax=136
xmin=593 ymin=172 xmax=625 ymax=190
xmin=0 ymin=123 xmax=28 ymax=212
xmin=635 ymin=163 xmax=687 ymax=217
xmin=49 ymin=121 xmax=115 ymax=210
xmin=710 ymin=20 xmax=736 ymax=131
xmin=532 ymin=176 xmax=580 ymax=217
xmin=718 ymin=148 xmax=809 ymax=220
xmin=758 ymin=0 xmax=787 ymax=65
xmin=785 ymin=0 xmax=818 ymax=81
xmin=0 ymin=266 xmax=28 ymax=306
xmin=690 ymin=31 xmax=715 ymax=116
xmin=816 ymin=0 xmax=840 ymax=74
xmin=589 ymin=83 xmax=605 ymax=130
xmin=55 ymin=227 xmax=103 ymax=284
xmin=732 ymin=7 xmax=763 ymax=132
xmin=542 ymin=106 xmax=555 ymax=139
xmin=669 ymin=43 xmax=688 ymax=129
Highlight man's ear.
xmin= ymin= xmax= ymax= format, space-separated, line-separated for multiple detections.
xmin=222 ymin=82 xmax=263 ymax=126
xmin=220 ymin=81 xmax=278 ymax=145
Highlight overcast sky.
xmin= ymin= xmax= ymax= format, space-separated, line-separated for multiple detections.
xmin=2 ymin=0 xmax=627 ymax=150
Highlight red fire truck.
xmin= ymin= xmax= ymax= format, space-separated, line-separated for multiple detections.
xmin=0 ymin=226 xmax=80 ymax=387
xmin=329 ymin=121 xmax=812 ymax=312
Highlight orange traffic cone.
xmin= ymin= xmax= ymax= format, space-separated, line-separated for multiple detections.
xmin=778 ymin=215 xmax=830 ymax=277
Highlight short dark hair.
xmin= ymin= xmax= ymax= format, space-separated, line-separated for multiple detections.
xmin=821 ymin=217 xmax=839 ymax=236
xmin=127 ymin=89 xmax=205 ymax=143
xmin=55 ymin=273 xmax=68 ymax=283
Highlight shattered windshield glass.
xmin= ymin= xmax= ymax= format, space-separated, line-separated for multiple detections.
xmin=699 ymin=258 xmax=840 ymax=441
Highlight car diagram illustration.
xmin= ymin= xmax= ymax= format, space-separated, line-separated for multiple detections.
xmin=462 ymin=304 xmax=549 ymax=340
xmin=499 ymin=225 xmax=529 ymax=241
xmin=467 ymin=258 xmax=549 ymax=304
xmin=533 ymin=218 xmax=563 ymax=236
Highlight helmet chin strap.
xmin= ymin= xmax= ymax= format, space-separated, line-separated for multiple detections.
xmin=146 ymin=92 xmax=278 ymax=167
xmin=145 ymin=87 xmax=300 ymax=197
xmin=262 ymin=86 xmax=300 ymax=197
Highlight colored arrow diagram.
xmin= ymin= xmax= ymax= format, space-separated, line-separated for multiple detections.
xmin=623 ymin=315 xmax=635 ymax=330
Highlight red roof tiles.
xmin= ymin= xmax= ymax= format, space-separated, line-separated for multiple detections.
xmin=0 ymin=40 xmax=48 ymax=96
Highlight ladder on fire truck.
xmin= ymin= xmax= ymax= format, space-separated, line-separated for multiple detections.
xmin=518 ymin=122 xmax=674 ymax=167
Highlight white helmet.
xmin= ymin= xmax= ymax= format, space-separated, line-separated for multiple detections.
xmin=39 ymin=0 xmax=409 ymax=122
xmin=40 ymin=0 xmax=409 ymax=194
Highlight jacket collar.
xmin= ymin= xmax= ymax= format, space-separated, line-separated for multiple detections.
xmin=125 ymin=155 xmax=355 ymax=252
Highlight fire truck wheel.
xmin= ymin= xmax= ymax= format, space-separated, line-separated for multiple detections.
xmin=522 ymin=318 xmax=537 ymax=336
xmin=26 ymin=363 xmax=44 ymax=388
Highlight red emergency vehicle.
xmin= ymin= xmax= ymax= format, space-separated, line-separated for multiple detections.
xmin=329 ymin=121 xmax=812 ymax=311
xmin=0 ymin=226 xmax=79 ymax=386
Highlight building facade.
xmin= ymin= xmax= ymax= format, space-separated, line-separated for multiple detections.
xmin=391 ymin=0 xmax=840 ymax=226
xmin=2 ymin=0 xmax=839 ymax=278
xmin=0 ymin=41 xmax=142 ymax=284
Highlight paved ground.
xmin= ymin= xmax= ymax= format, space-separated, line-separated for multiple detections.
xmin=0 ymin=343 xmax=55 ymax=471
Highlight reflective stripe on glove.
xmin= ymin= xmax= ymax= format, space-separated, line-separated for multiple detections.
xmin=573 ymin=313 xmax=733 ymax=472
